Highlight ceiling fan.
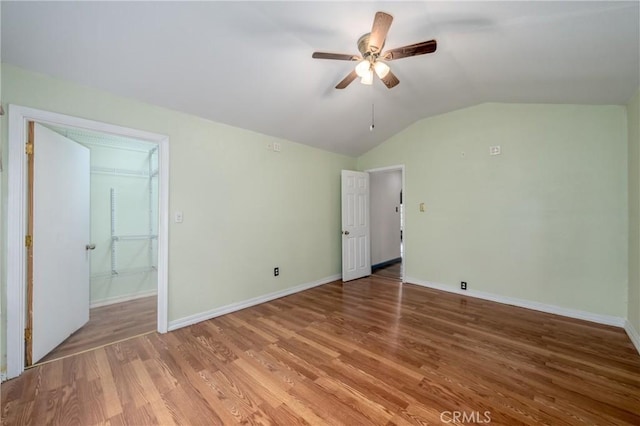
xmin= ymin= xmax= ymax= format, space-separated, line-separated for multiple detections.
xmin=312 ymin=11 xmax=437 ymax=89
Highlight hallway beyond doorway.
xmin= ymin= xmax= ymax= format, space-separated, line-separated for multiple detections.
xmin=372 ymin=261 xmax=402 ymax=280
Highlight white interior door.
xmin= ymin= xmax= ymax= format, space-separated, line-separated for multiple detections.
xmin=341 ymin=170 xmax=371 ymax=281
xmin=31 ymin=123 xmax=91 ymax=364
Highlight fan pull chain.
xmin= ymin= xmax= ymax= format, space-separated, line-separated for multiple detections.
xmin=370 ymin=103 xmax=375 ymax=131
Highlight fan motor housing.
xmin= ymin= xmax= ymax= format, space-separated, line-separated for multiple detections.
xmin=357 ymin=33 xmax=384 ymax=58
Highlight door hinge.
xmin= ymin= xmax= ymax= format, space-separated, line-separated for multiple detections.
xmin=25 ymin=143 xmax=34 ymax=155
xmin=25 ymin=235 xmax=32 ymax=247
xmin=24 ymin=328 xmax=32 ymax=342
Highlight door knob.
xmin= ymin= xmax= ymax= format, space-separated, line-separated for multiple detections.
xmin=85 ymin=244 xmax=96 ymax=250
xmin=343 ymin=231 xmax=350 ymax=235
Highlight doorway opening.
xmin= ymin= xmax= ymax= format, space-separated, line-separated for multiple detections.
xmin=367 ymin=166 xmax=405 ymax=282
xmin=36 ymin=124 xmax=160 ymax=364
xmin=6 ymin=105 xmax=169 ymax=379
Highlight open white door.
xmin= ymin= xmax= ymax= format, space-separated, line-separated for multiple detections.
xmin=341 ymin=170 xmax=371 ymax=281
xmin=30 ymin=123 xmax=91 ymax=364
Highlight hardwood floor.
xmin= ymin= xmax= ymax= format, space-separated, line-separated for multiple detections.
xmin=2 ymin=277 xmax=639 ymax=425
xmin=38 ymin=296 xmax=157 ymax=364
xmin=373 ymin=261 xmax=402 ymax=280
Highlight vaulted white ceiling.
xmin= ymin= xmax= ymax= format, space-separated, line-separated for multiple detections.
xmin=2 ymin=1 xmax=639 ymax=156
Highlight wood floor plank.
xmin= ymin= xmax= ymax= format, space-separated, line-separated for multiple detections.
xmin=93 ymin=347 xmax=124 ymax=419
xmin=314 ymin=375 xmax=395 ymax=423
xmin=39 ymin=296 xmax=156 ymax=364
xmin=2 ymin=274 xmax=639 ymax=425
xmin=263 ymin=343 xmax=325 ymax=381
xmin=192 ymin=369 xmax=252 ymax=425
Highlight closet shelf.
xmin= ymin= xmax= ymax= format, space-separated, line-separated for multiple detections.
xmin=103 ymin=144 xmax=158 ymax=279
xmin=92 ymin=266 xmax=157 ymax=278
xmin=91 ymin=166 xmax=151 ymax=178
xmin=112 ymin=234 xmax=157 ymax=241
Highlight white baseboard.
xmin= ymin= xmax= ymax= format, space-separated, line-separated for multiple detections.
xmin=90 ymin=289 xmax=158 ymax=308
xmin=168 ymin=274 xmax=341 ymax=331
xmin=405 ymin=277 xmax=626 ymax=328
xmin=624 ymin=320 xmax=640 ymax=355
xmin=1 ymin=371 xmax=7 ymax=383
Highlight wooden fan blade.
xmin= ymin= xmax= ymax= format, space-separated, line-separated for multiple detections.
xmin=382 ymin=40 xmax=437 ymax=61
xmin=368 ymin=12 xmax=393 ymax=53
xmin=380 ymin=70 xmax=399 ymax=89
xmin=312 ymin=52 xmax=361 ymax=61
xmin=335 ymin=70 xmax=358 ymax=89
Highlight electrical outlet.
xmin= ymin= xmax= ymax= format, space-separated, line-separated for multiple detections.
xmin=461 ymin=281 xmax=467 ymax=290
xmin=274 ymin=267 xmax=279 ymax=277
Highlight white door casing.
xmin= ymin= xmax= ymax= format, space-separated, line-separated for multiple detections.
xmin=341 ymin=170 xmax=371 ymax=281
xmin=31 ymin=123 xmax=91 ymax=364
xmin=7 ymin=105 xmax=170 ymax=379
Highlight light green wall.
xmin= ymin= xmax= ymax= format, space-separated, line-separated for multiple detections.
xmin=628 ymin=89 xmax=640 ymax=333
xmin=0 ymin=62 xmax=4 ymax=376
xmin=358 ymin=103 xmax=628 ymax=318
xmin=0 ymin=65 xmax=355 ymax=369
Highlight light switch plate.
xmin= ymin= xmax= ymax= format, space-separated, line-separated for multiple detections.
xmin=175 ymin=211 xmax=183 ymax=223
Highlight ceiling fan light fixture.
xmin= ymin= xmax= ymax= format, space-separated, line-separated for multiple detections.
xmin=311 ymin=11 xmax=437 ymax=90
xmin=374 ymin=61 xmax=390 ymax=78
xmin=361 ymin=69 xmax=374 ymax=85
xmin=355 ymin=60 xmax=371 ymax=77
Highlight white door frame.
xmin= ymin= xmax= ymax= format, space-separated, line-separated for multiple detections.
xmin=6 ymin=105 xmax=170 ymax=379
xmin=365 ymin=165 xmax=406 ymax=283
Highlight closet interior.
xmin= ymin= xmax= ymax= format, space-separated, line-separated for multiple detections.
xmin=38 ymin=126 xmax=158 ymax=363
